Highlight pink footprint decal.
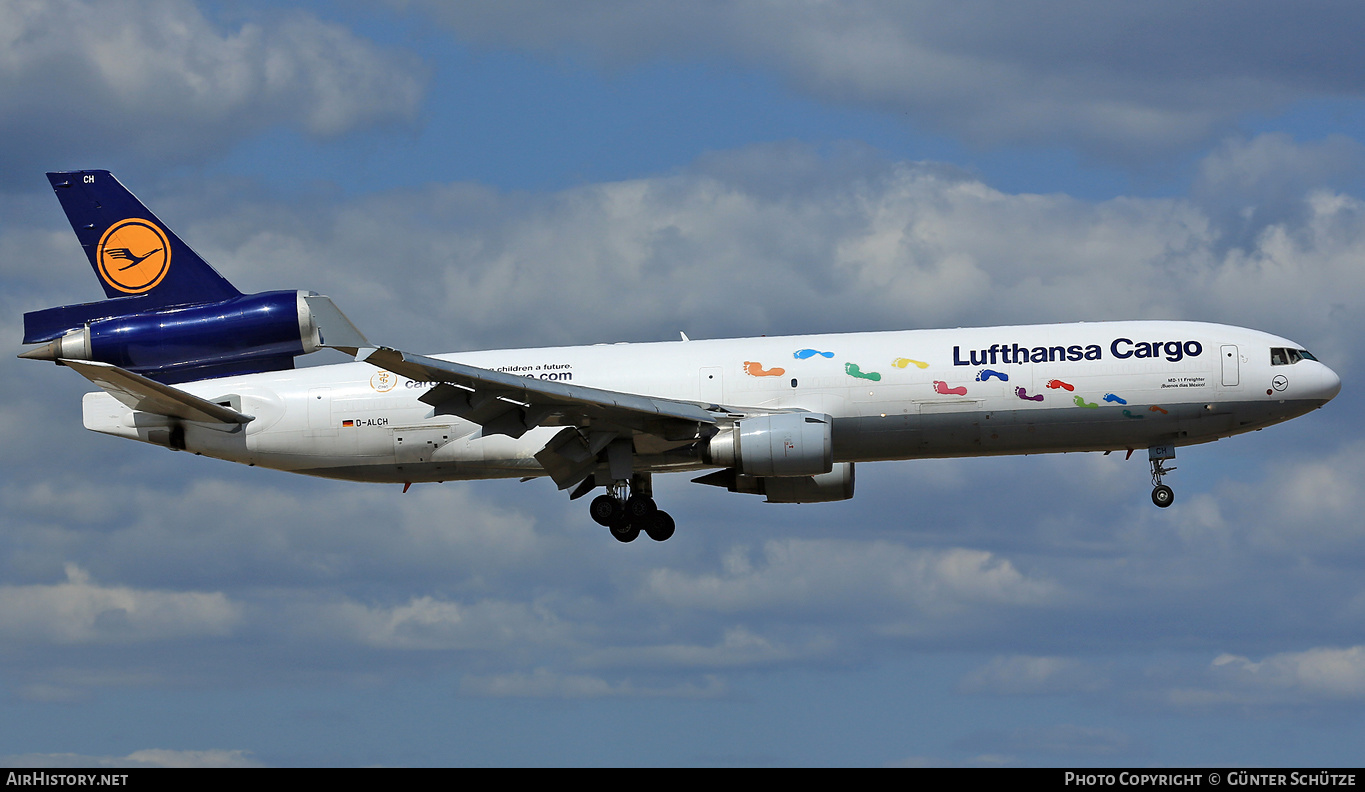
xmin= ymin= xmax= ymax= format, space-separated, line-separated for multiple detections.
xmin=744 ymin=361 xmax=786 ymax=377
xmin=1046 ymin=379 xmax=1075 ymax=391
xmin=1015 ymin=386 xmax=1044 ymax=402
xmin=933 ymin=380 xmax=968 ymax=396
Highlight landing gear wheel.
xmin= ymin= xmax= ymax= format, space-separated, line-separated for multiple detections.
xmin=624 ymin=494 xmax=657 ymax=521
xmin=643 ymin=511 xmax=676 ymax=542
xmin=1151 ymin=484 xmax=1174 ymax=508
xmin=590 ymin=494 xmax=623 ymax=527
xmin=610 ymin=521 xmax=641 ymax=543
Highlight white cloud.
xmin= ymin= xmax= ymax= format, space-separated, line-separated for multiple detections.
xmin=645 ymin=540 xmax=1059 ymax=619
xmin=460 ymin=668 xmax=726 ymax=699
xmin=152 ymin=138 xmax=1363 ymax=378
xmin=399 ymin=1 xmax=1365 ymax=159
xmin=1 ymin=749 xmax=263 ymax=768
xmin=313 ymin=594 xmax=573 ymax=651
xmin=0 ymin=564 xmax=239 ymax=645
xmin=959 ymin=655 xmax=1110 ymax=696
xmin=1211 ymin=646 xmax=1365 ymax=702
xmin=0 ymin=0 xmax=425 ymax=172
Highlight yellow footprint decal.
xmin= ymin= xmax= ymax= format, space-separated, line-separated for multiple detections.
xmin=893 ymin=357 xmax=929 ymax=369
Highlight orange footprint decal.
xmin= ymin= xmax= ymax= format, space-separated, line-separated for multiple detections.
xmin=933 ymin=380 xmax=968 ymax=396
xmin=893 ymin=357 xmax=929 ymax=369
xmin=744 ymin=361 xmax=786 ymax=377
xmin=1046 ymin=379 xmax=1075 ymax=391
xmin=1149 ymin=405 xmax=1169 ymax=415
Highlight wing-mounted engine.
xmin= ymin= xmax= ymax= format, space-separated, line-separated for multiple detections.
xmin=702 ymin=412 xmax=834 ymax=476
xmin=695 ymin=412 xmax=855 ymax=503
xmin=693 ymin=462 xmax=856 ymax=503
xmin=21 ymin=291 xmax=356 ymax=384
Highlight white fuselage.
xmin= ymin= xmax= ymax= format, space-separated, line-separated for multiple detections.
xmin=81 ymin=320 xmax=1342 ymax=484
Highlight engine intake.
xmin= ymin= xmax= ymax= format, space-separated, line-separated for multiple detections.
xmin=703 ymin=412 xmax=834 ymax=477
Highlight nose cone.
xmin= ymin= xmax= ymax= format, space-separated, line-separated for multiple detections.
xmin=1318 ymin=363 xmax=1343 ymax=404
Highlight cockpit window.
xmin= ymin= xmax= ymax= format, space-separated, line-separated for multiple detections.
xmin=1270 ymin=347 xmax=1318 ymax=365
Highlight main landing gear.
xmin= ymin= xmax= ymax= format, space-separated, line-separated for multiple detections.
xmin=588 ymin=478 xmax=676 ymax=542
xmin=1148 ymin=445 xmax=1177 ymax=508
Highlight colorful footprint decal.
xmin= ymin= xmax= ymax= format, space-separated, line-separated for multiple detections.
xmin=845 ymin=363 xmax=881 ymax=382
xmin=893 ymin=357 xmax=929 ymax=369
xmin=794 ymin=349 xmax=835 ymax=360
xmin=1015 ymin=387 xmax=1044 ymax=402
xmin=934 ymin=380 xmax=968 ymax=396
xmin=1103 ymin=393 xmax=1127 ymax=404
xmin=743 ymin=361 xmax=786 ymax=377
xmin=1149 ymin=405 xmax=1169 ymax=415
xmin=1122 ymin=410 xmax=1145 ymax=419
xmin=976 ymin=369 xmax=1009 ymax=382
xmin=1046 ymin=379 xmax=1075 ymax=391
xmin=1073 ymin=395 xmax=1099 ymax=409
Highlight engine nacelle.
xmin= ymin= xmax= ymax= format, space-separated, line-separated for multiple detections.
xmin=22 ymin=290 xmax=330 ymax=384
xmin=694 ymin=462 xmax=856 ymax=503
xmin=703 ymin=412 xmax=834 ymax=477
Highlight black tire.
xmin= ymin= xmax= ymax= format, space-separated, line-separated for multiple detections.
xmin=643 ymin=511 xmax=676 ymax=542
xmin=625 ymin=494 xmax=657 ymax=521
xmin=590 ymin=494 xmax=622 ymax=526
xmin=610 ymin=521 xmax=640 ymax=543
xmin=1152 ymin=484 xmax=1174 ymax=508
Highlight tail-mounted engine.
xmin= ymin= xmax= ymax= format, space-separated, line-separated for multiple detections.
xmin=21 ymin=290 xmax=344 ymax=384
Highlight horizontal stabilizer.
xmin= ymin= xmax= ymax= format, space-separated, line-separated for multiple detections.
xmin=63 ymin=359 xmax=253 ymax=425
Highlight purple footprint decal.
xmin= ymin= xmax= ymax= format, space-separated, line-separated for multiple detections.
xmin=1015 ymin=386 xmax=1044 ymax=402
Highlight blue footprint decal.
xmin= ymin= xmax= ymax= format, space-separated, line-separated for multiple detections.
xmin=794 ymin=349 xmax=835 ymax=360
xmin=1103 ymin=393 xmax=1127 ymax=404
xmin=976 ymin=369 xmax=1009 ymax=382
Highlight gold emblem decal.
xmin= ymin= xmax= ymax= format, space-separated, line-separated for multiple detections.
xmin=96 ymin=218 xmax=171 ymax=294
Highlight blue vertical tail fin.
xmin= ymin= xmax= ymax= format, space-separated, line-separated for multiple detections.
xmin=46 ymin=170 xmax=241 ymax=307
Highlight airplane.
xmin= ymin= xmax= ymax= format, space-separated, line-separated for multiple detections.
xmin=20 ymin=171 xmax=1342 ymax=542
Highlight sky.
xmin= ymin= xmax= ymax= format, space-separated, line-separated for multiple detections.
xmin=2 ymin=0 xmax=1365 ymax=768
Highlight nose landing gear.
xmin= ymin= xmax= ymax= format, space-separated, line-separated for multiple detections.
xmin=1148 ymin=445 xmax=1176 ymax=508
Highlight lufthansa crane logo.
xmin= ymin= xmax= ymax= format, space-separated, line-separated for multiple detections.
xmin=96 ymin=218 xmax=171 ymax=293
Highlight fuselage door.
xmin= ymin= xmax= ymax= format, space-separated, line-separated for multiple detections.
xmin=1221 ymin=345 xmax=1240 ymax=387
xmin=700 ymin=367 xmax=723 ymax=404
xmin=306 ymin=387 xmax=335 ymax=437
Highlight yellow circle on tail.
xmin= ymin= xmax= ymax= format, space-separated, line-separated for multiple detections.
xmin=96 ymin=218 xmax=171 ymax=294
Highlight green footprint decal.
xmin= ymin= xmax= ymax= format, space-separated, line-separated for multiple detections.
xmin=1073 ymin=395 xmax=1099 ymax=409
xmin=845 ymin=363 xmax=881 ymax=382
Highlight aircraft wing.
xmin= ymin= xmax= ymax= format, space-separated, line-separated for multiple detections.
xmin=359 ymin=346 xmax=719 ymax=432
xmin=353 ymin=346 xmax=728 ymax=489
xmin=62 ymin=359 xmax=254 ymax=425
